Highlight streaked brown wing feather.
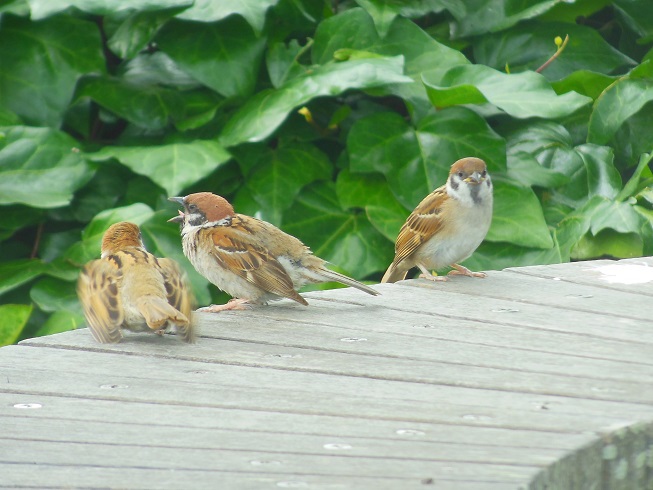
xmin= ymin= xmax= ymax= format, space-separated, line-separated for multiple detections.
xmin=209 ymin=222 xmax=306 ymax=304
xmin=77 ymin=260 xmax=124 ymax=343
xmin=157 ymin=258 xmax=196 ymax=342
xmin=392 ymin=186 xmax=447 ymax=266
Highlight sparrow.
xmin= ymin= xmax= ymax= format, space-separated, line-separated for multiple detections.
xmin=168 ymin=192 xmax=380 ymax=312
xmin=381 ymin=157 xmax=493 ymax=283
xmin=77 ymin=221 xmax=196 ymax=343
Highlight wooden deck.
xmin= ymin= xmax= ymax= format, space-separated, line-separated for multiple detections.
xmin=1 ymin=258 xmax=653 ymax=489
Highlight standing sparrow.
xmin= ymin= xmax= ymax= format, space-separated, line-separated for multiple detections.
xmin=168 ymin=192 xmax=380 ymax=312
xmin=381 ymin=157 xmax=493 ymax=283
xmin=77 ymin=222 xmax=196 ymax=343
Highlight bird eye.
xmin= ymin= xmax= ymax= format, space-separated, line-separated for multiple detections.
xmin=457 ymin=172 xmax=464 ymax=178
xmin=482 ymin=170 xmax=487 ymax=177
xmin=188 ymin=204 xmax=197 ymax=212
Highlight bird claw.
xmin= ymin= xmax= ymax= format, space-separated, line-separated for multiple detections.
xmin=448 ymin=264 xmax=486 ymax=278
xmin=418 ymin=273 xmax=448 ymax=282
xmin=197 ymin=298 xmax=251 ymax=313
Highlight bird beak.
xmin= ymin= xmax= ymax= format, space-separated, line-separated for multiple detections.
xmin=168 ymin=196 xmax=185 ymax=206
xmin=465 ymin=172 xmax=483 ymax=184
xmin=168 ymin=210 xmax=185 ymax=224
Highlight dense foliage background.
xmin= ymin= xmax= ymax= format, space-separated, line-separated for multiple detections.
xmin=1 ymin=0 xmax=652 ymax=345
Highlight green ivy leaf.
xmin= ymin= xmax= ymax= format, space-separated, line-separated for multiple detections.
xmin=64 ymin=203 xmax=155 ymax=266
xmin=33 ymin=310 xmax=85 ymax=339
xmin=0 ymin=260 xmax=46 ymax=297
xmin=347 ymin=107 xmax=506 ymax=209
xmin=463 ymin=240 xmax=562 ymax=272
xmin=176 ymin=0 xmax=279 ymax=34
xmin=30 ymin=277 xmax=83 ymax=315
xmin=588 ymin=61 xmax=653 ymax=145
xmin=0 ymin=126 xmax=94 ymax=208
xmin=506 ymin=152 xmax=569 ymax=188
xmin=284 ymin=182 xmax=392 ymax=279
xmin=219 ymin=56 xmax=413 ymax=147
xmin=26 ymin=0 xmax=193 ymax=19
xmin=156 ymin=16 xmax=266 ymax=99
xmin=246 ymin=143 xmax=332 ymax=226
xmin=474 ymin=21 xmax=634 ymax=81
xmin=0 ymin=304 xmax=32 ymax=347
xmin=336 ymin=169 xmax=408 ymax=241
xmin=572 ymin=230 xmax=643 ymax=260
xmin=614 ymin=0 xmax=653 ymax=44
xmin=313 ymin=10 xmax=469 ymax=119
xmin=77 ymin=75 xmax=186 ymax=131
xmin=551 ymin=70 xmax=616 ymax=100
xmin=0 ymin=15 xmax=104 ymax=126
xmin=506 ymin=122 xmax=621 ymax=207
xmin=90 ymin=140 xmax=231 ymax=196
xmin=488 ymin=179 xmax=554 ymax=249
xmin=450 ymin=0 xmax=559 ymax=38
xmin=424 ymin=64 xmax=592 ymax=119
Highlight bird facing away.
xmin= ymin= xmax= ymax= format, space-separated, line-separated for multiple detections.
xmin=168 ymin=192 xmax=380 ymax=312
xmin=382 ymin=157 xmax=493 ymax=283
xmin=77 ymin=221 xmax=195 ymax=343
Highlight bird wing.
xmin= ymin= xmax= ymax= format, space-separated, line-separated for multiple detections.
xmin=393 ymin=185 xmax=447 ymax=266
xmin=157 ymin=258 xmax=196 ymax=342
xmin=209 ymin=217 xmax=307 ymax=305
xmin=77 ymin=259 xmax=124 ymax=343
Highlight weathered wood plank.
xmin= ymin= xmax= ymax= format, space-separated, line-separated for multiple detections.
xmin=0 ymin=393 xmax=590 ymax=451
xmin=0 ymin=416 xmax=562 ymax=467
xmin=0 ymin=464 xmax=520 ymax=490
xmin=303 ymin=282 xmax=653 ymax=346
xmin=2 ymin=346 xmax=652 ymax=434
xmin=21 ymin=329 xmax=653 ymax=407
xmin=506 ymin=258 xmax=653 ymax=296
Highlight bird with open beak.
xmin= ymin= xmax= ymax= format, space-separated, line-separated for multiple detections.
xmin=169 ymin=192 xmax=380 ymax=312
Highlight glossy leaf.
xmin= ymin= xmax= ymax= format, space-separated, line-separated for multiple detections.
xmin=0 ymin=127 xmax=93 ymax=208
xmin=336 ymin=169 xmax=408 ymax=241
xmin=176 ymin=0 xmax=279 ymax=34
xmin=474 ymin=21 xmax=634 ymax=81
xmin=90 ymin=140 xmax=231 ymax=196
xmin=313 ymin=10 xmax=469 ymax=119
xmin=27 ymin=0 xmax=193 ymax=19
xmin=614 ymin=0 xmax=653 ymax=43
xmin=0 ymin=260 xmax=46 ymax=297
xmin=551 ymin=71 xmax=616 ymax=101
xmin=156 ymin=17 xmax=266 ymax=99
xmin=347 ymin=107 xmax=506 ymax=208
xmin=463 ymin=240 xmax=562 ymax=272
xmin=77 ymin=75 xmax=186 ymax=131
xmin=487 ymin=180 xmax=554 ymax=249
xmin=0 ymin=15 xmax=104 ymax=126
xmin=588 ymin=62 xmax=653 ymax=145
xmin=219 ymin=56 xmax=413 ymax=147
xmin=451 ymin=0 xmax=558 ymax=38
xmin=30 ymin=277 xmax=83 ymax=314
xmin=424 ymin=64 xmax=592 ymax=119
xmin=0 ymin=304 xmax=32 ymax=347
xmin=284 ymin=182 xmax=392 ymax=279
xmin=246 ymin=143 xmax=332 ymax=226
xmin=33 ymin=310 xmax=85 ymax=339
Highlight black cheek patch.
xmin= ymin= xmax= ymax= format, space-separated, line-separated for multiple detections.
xmin=449 ymin=177 xmax=459 ymax=190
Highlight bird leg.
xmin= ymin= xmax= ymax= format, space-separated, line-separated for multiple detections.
xmin=197 ymin=298 xmax=251 ymax=313
xmin=417 ymin=264 xmax=448 ymax=282
xmin=448 ymin=264 xmax=486 ymax=278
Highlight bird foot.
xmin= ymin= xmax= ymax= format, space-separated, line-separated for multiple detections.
xmin=448 ymin=264 xmax=486 ymax=278
xmin=197 ymin=298 xmax=251 ymax=313
xmin=418 ymin=272 xmax=449 ymax=282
